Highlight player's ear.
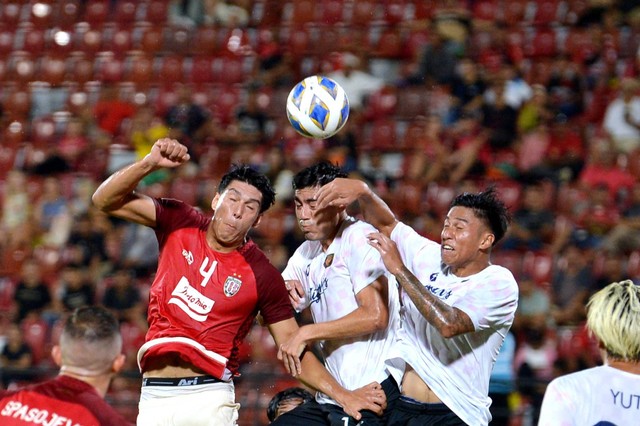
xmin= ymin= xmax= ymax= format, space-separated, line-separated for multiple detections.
xmin=252 ymin=214 xmax=263 ymax=228
xmin=479 ymin=232 xmax=494 ymax=250
xmin=112 ymin=354 xmax=126 ymax=374
xmin=51 ymin=345 xmax=62 ymax=367
xmin=210 ymin=193 xmax=221 ymax=211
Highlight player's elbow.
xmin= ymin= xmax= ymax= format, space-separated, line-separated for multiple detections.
xmin=369 ymin=310 xmax=389 ymax=332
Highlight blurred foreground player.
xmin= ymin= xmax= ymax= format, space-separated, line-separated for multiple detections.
xmin=316 ymin=179 xmax=518 ymax=425
xmin=0 ymin=306 xmax=132 ymax=425
xmin=92 ymin=139 xmax=385 ymax=425
xmin=539 ymin=279 xmax=640 ymax=425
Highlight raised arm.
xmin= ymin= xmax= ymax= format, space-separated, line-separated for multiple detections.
xmin=279 ymin=276 xmax=389 ymax=360
xmin=91 ymin=138 xmax=190 ymax=226
xmin=268 ymin=318 xmax=386 ymax=420
xmin=315 ymin=178 xmax=398 ymax=237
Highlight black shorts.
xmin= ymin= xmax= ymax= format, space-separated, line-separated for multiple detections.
xmin=271 ymin=376 xmax=400 ymax=426
xmin=386 ymin=396 xmax=466 ymax=426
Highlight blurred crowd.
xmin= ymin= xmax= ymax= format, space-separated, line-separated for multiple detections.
xmin=3 ymin=0 xmax=640 ymax=424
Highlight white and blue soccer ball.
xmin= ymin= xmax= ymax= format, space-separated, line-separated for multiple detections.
xmin=286 ymin=75 xmax=349 ymax=139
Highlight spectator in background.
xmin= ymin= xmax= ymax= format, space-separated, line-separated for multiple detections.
xmin=512 ymin=274 xmax=552 ymax=335
xmin=0 ymin=323 xmax=35 ymax=388
xmin=516 ymin=84 xmax=554 ymax=136
xmin=603 ymin=77 xmax=640 ymax=154
xmin=164 ymin=84 xmax=211 ymax=152
xmin=116 ymin=221 xmax=160 ymax=279
xmin=102 ymin=267 xmax=146 ymax=329
xmin=55 ymin=263 xmax=95 ymax=314
xmin=327 ymin=52 xmax=385 ymax=117
xmin=578 ymin=139 xmax=635 ymax=203
xmin=267 ymin=387 xmax=314 ymax=423
xmin=405 ymin=27 xmax=459 ymax=86
xmin=501 ymin=182 xmax=556 ymax=252
xmin=480 ymin=78 xmax=519 ymax=152
xmin=0 ymin=170 xmax=30 ymax=249
xmin=65 ymin=212 xmax=110 ymax=280
xmin=13 ymin=259 xmax=53 ymax=323
xmin=602 ymin=181 xmax=640 ymax=254
xmin=488 ymin=331 xmax=516 ymax=426
xmin=539 ymin=280 xmax=640 ymax=425
xmin=550 ymin=244 xmax=594 ymax=326
xmin=93 ymin=83 xmax=136 ymax=138
xmin=57 ymin=116 xmax=90 ymax=172
xmin=547 ymin=55 xmax=585 ymax=120
xmin=0 ymin=306 xmax=133 ymax=425
xmin=227 ymin=86 xmax=269 ymax=147
xmin=451 ymin=57 xmax=487 ymax=120
xmin=33 ymin=176 xmax=72 ymax=248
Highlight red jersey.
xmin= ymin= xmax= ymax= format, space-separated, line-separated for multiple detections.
xmin=0 ymin=375 xmax=132 ymax=426
xmin=138 ymin=198 xmax=294 ymax=379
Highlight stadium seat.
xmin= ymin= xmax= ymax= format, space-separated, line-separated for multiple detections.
xmin=370 ymin=27 xmax=403 ymax=59
xmin=382 ymin=0 xmax=408 ymax=25
xmin=531 ymin=0 xmax=564 ymax=25
xmin=157 ymin=55 xmax=185 ymax=89
xmin=395 ymin=86 xmax=428 ymax=119
xmin=526 ymin=27 xmax=558 ymax=58
xmin=321 ymin=0 xmax=345 ymax=24
xmin=4 ymin=88 xmax=32 ymax=119
xmin=363 ymin=85 xmax=398 ymax=121
xmin=0 ymin=277 xmax=16 ymax=313
xmin=493 ymin=180 xmax=522 ymax=210
xmin=290 ymin=0 xmax=317 ymax=26
xmin=138 ymin=24 xmax=165 ymax=56
xmin=472 ymin=0 xmax=500 ymax=22
xmin=143 ymin=0 xmax=169 ymax=24
xmin=522 ymin=250 xmax=554 ymax=285
xmin=411 ymin=0 xmax=435 ymax=20
xmin=113 ymin=1 xmax=138 ymax=28
xmin=351 ymin=0 xmax=378 ymax=27
xmin=108 ymin=26 xmax=134 ymax=58
xmin=20 ymin=317 xmax=50 ymax=366
xmin=83 ymin=0 xmax=110 ymax=27
xmin=492 ymin=250 xmax=524 ymax=278
xmin=21 ymin=27 xmax=47 ymax=56
xmin=57 ymin=0 xmax=82 ymax=29
xmin=363 ymin=119 xmax=398 ymax=152
xmin=125 ymin=54 xmax=154 ymax=89
xmin=39 ymin=55 xmax=67 ymax=86
xmin=0 ymin=28 xmax=16 ymax=57
xmin=0 ymin=2 xmax=23 ymax=29
xmin=502 ymin=0 xmax=528 ymax=26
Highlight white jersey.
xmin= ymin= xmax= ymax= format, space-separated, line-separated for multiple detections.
xmin=386 ymin=222 xmax=518 ymax=426
xmin=539 ymin=365 xmax=640 ymax=425
xmin=282 ymin=217 xmax=400 ymax=405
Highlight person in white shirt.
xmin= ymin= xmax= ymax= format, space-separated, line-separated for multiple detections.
xmin=603 ymin=77 xmax=640 ymax=154
xmin=273 ymin=162 xmax=401 ymax=426
xmin=538 ymin=279 xmax=640 ymax=425
xmin=315 ymin=179 xmax=518 ymax=426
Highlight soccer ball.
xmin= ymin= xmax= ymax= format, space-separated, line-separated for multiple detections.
xmin=286 ymin=75 xmax=349 ymax=139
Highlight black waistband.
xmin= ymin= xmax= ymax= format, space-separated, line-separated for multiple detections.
xmin=142 ymin=375 xmax=224 ymax=387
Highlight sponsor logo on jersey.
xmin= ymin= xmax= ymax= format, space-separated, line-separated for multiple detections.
xmin=169 ymin=277 xmax=215 ymax=321
xmin=324 ymin=254 xmax=334 ymax=268
xmin=182 ymin=249 xmax=194 ymax=265
xmin=224 ymin=275 xmax=242 ymax=297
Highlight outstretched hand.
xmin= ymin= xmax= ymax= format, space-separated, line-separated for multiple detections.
xmin=144 ymin=138 xmax=191 ymax=169
xmin=367 ymin=231 xmax=405 ymax=275
xmin=315 ymin=178 xmax=368 ymax=211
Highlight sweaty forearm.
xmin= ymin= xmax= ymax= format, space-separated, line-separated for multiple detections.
xmin=92 ymin=160 xmax=157 ymax=211
xmin=357 ymin=185 xmax=397 ymax=237
xmin=393 ymin=267 xmax=474 ymax=338
xmin=297 ymin=351 xmax=349 ymax=404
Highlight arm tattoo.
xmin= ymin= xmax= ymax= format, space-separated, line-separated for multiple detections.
xmin=394 ymin=267 xmax=475 ymax=337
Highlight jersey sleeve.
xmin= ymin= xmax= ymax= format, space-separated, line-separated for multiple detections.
xmin=153 ymin=198 xmax=209 ymax=246
xmin=346 ymin=223 xmax=387 ymax=295
xmin=390 ymin=221 xmax=440 ymax=273
xmin=282 ymin=247 xmax=311 ymax=311
xmin=455 ymin=266 xmax=519 ymax=331
xmin=538 ymin=378 xmax=577 ymax=426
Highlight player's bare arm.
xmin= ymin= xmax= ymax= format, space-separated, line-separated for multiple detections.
xmin=92 ymin=138 xmax=190 ymax=226
xmin=279 ymin=277 xmax=389 ymax=361
xmin=315 ymin=178 xmax=398 ymax=237
xmin=367 ymin=232 xmax=475 ymax=337
xmin=268 ymin=318 xmax=386 ymax=420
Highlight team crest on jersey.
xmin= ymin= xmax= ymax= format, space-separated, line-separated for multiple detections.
xmin=224 ymin=275 xmax=242 ymax=297
xmin=324 ymin=254 xmax=334 ymax=268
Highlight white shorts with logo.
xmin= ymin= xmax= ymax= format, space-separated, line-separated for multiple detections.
xmin=137 ymin=380 xmax=240 ymax=426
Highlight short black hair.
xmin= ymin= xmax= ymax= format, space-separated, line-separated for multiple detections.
xmin=450 ymin=186 xmax=511 ymax=245
xmin=218 ymin=164 xmax=276 ymax=213
xmin=292 ymin=161 xmax=347 ymax=191
xmin=266 ymin=387 xmax=314 ymax=422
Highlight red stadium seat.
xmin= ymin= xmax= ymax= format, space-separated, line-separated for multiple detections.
xmin=351 ymin=0 xmax=379 ymax=27
xmin=39 ymin=55 xmax=67 ymax=86
xmin=472 ymin=0 xmax=500 ymax=22
xmin=138 ymin=25 xmax=165 ymax=56
xmin=113 ymin=1 xmax=138 ymax=27
xmin=143 ymin=0 xmax=169 ymax=24
xmin=20 ymin=317 xmax=50 ymax=366
xmin=108 ymin=26 xmax=134 ymax=58
xmin=321 ymin=0 xmax=345 ymax=24
xmin=492 ymin=250 xmax=524 ymax=277
xmin=522 ymin=250 xmax=554 ymax=285
xmin=526 ymin=27 xmax=558 ymax=58
xmin=382 ymin=0 xmax=407 ymax=25
xmin=83 ymin=0 xmax=110 ymax=26
xmin=21 ymin=27 xmax=47 ymax=56
xmin=532 ymin=0 xmax=563 ymax=25
xmin=370 ymin=27 xmax=403 ymax=59
xmin=362 ymin=119 xmax=398 ymax=152
xmin=363 ymin=85 xmax=398 ymax=120
xmin=395 ymin=86 xmax=428 ymax=119
xmin=189 ymin=56 xmax=215 ymax=88
xmin=290 ymin=0 xmax=317 ymax=26
xmin=157 ymin=55 xmax=184 ymax=88
xmin=57 ymin=0 xmax=82 ymax=29
xmin=426 ymin=182 xmax=456 ymax=219
xmin=0 ymin=2 xmax=24 ymax=29
xmin=191 ymin=26 xmax=219 ymax=56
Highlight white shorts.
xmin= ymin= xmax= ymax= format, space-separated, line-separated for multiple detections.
xmin=137 ymin=380 xmax=240 ymax=426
